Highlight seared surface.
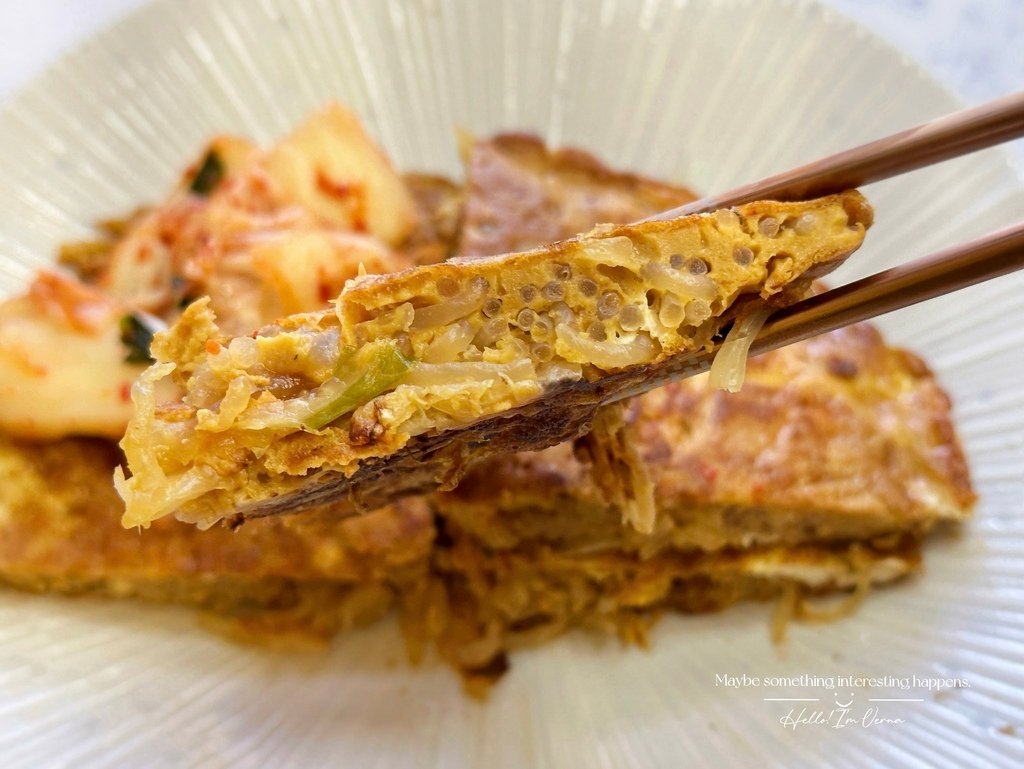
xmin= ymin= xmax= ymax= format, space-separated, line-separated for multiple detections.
xmin=458 ymin=133 xmax=697 ymax=256
xmin=124 ymin=191 xmax=871 ymax=526
xmin=435 ymin=323 xmax=974 ymax=553
xmin=401 ymin=172 xmax=464 ymax=266
xmin=0 ymin=435 xmax=432 ymax=636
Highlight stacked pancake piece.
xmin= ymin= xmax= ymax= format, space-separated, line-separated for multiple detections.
xmin=414 ymin=136 xmax=974 ymax=688
xmin=0 ymin=435 xmax=433 ymax=645
xmin=428 ymin=327 xmax=970 ymax=686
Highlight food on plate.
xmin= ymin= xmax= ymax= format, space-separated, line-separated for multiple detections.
xmin=435 ymin=323 xmax=974 ymax=554
xmin=0 ymin=435 xmax=432 ymax=645
xmin=457 ymin=133 xmax=698 ymax=257
xmin=0 ymin=104 xmax=416 ymax=441
xmin=425 ymin=329 xmax=973 ymax=687
xmin=0 ymin=106 xmax=971 ymax=695
xmin=424 ymin=539 xmax=921 ymax=694
xmin=116 ymin=190 xmax=873 ymax=528
xmin=0 ymin=272 xmax=156 ymax=439
xmin=0 ymin=103 xmax=435 ymax=643
xmin=385 ymin=136 xmax=972 ymax=689
xmin=402 ymin=173 xmax=464 ymax=266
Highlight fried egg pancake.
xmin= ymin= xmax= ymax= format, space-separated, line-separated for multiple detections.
xmin=117 ymin=191 xmax=873 ymax=528
xmin=0 ymin=435 xmax=432 ymax=642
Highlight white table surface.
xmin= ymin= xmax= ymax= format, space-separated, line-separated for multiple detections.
xmin=1 ymin=0 xmax=1022 ymax=167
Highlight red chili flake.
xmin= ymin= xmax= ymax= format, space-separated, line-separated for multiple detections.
xmin=350 ymin=205 xmax=368 ymax=233
xmin=696 ymin=461 xmax=718 ymax=485
xmin=119 ymin=382 xmax=132 ymax=403
xmin=316 ymin=265 xmax=333 ymax=303
xmin=316 ymin=171 xmax=354 ymax=199
xmin=315 ymin=171 xmax=368 ymax=232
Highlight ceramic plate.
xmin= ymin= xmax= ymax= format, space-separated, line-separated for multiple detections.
xmin=1 ymin=0 xmax=1022 ymax=766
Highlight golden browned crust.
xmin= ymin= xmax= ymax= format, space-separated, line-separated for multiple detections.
xmin=418 ymin=137 xmax=971 ymax=692
xmin=413 ymin=532 xmax=921 ymax=692
xmin=2 ymin=124 xmax=974 ymax=691
xmin=435 ymin=323 xmax=975 ymax=553
xmin=438 ymin=134 xmax=970 ymax=553
xmin=401 ymin=173 xmax=464 ymax=266
xmin=120 ymin=191 xmax=871 ymax=527
xmin=0 ymin=435 xmax=432 ymax=627
xmin=458 ymin=133 xmax=698 ymax=256
xmin=339 ymin=193 xmax=871 ymax=319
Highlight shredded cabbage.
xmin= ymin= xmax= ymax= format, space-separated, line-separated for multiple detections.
xmin=641 ymin=262 xmax=717 ymax=301
xmin=555 ymin=326 xmax=656 ymax=370
xmin=708 ymin=305 xmax=773 ymax=392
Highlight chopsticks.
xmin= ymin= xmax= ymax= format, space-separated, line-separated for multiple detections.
xmin=649 ymin=90 xmax=1024 ymax=218
xmin=617 ymin=221 xmax=1024 ymax=398
xmin=755 ymin=222 xmax=1024 ymax=354
xmin=626 ymin=91 xmax=1024 ymax=392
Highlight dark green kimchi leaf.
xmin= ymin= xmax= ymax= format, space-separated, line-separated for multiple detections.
xmin=189 ymin=150 xmax=224 ymax=196
xmin=119 ymin=314 xmax=157 ymax=364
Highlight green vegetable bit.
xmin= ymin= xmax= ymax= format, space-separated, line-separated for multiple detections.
xmin=119 ymin=314 xmax=157 ymax=364
xmin=304 ymin=341 xmax=412 ymax=431
xmin=332 ymin=345 xmax=357 ymax=378
xmin=189 ymin=150 xmax=224 ymax=196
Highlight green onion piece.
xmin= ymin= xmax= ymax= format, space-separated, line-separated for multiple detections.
xmin=304 ymin=342 xmax=412 ymax=431
xmin=333 ymin=345 xmax=358 ymax=378
xmin=189 ymin=150 xmax=224 ymax=196
xmin=119 ymin=314 xmax=156 ymax=364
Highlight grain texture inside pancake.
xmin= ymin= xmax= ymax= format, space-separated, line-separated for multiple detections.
xmin=118 ymin=190 xmax=873 ymax=528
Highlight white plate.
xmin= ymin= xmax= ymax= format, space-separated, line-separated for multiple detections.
xmin=1 ymin=0 xmax=1022 ymax=766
